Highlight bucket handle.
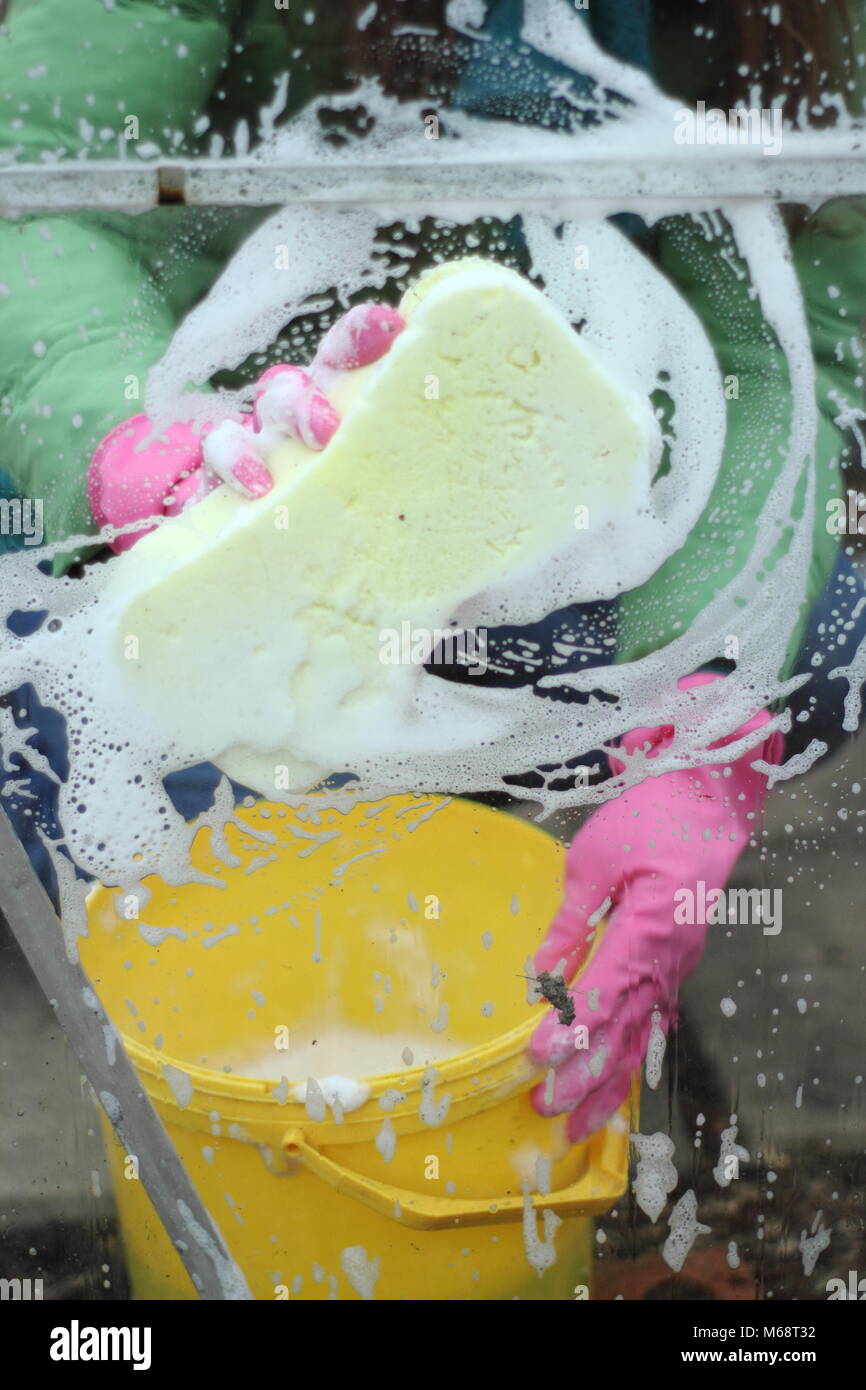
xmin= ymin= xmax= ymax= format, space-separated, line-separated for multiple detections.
xmin=280 ymin=1123 xmax=629 ymax=1231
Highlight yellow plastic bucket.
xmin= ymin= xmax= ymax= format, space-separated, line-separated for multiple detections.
xmin=82 ymin=794 xmax=633 ymax=1301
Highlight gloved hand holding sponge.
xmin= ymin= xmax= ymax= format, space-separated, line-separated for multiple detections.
xmin=82 ymin=279 xmax=782 ymax=1144
xmin=87 ymin=305 xmax=405 ymax=548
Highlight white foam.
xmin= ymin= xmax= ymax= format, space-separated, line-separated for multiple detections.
xmin=219 ymin=1026 xmax=469 ymax=1080
xmin=293 ymin=1075 xmax=370 ymax=1115
xmin=0 ymin=16 xmax=825 ymax=921
xmin=712 ymin=1123 xmax=750 ymax=1189
xmin=632 ymin=1130 xmax=677 ymax=1223
xmin=522 ymin=1184 xmax=562 ymax=1276
xmin=339 ymin=1245 xmax=381 ymax=1301
xmin=663 ymin=1189 xmax=711 ymax=1272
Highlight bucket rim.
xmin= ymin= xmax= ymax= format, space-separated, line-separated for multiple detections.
xmin=113 ymin=1004 xmax=548 ymax=1127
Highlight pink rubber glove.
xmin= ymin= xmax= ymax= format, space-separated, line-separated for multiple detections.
xmin=251 ymin=304 xmax=404 ymax=446
xmin=87 ymin=416 xmax=215 ymax=553
xmin=312 ymin=303 xmax=405 ymax=371
xmin=529 ymin=674 xmax=784 ymax=1142
xmin=252 ymin=366 xmax=341 ymax=449
xmin=87 ymin=303 xmax=406 ymax=552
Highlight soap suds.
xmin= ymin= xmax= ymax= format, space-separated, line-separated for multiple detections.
xmin=713 ymin=1123 xmax=750 ymax=1188
xmin=799 ymin=1212 xmax=831 ymax=1277
xmin=217 ymin=1025 xmax=470 ymax=1081
xmin=339 ymin=1245 xmax=381 ymax=1301
xmin=293 ymin=1075 xmax=370 ymax=1117
xmin=644 ymin=1009 xmax=666 ymax=1089
xmin=521 ymin=1182 xmax=561 ymax=1276
xmin=419 ymin=1066 xmax=451 ymax=1127
xmin=632 ymin=1131 xmax=678 ymax=1224
xmin=162 ymin=1064 xmax=194 ymax=1110
xmin=663 ymin=1190 xmax=711 ymax=1272
xmin=375 ymin=1116 xmax=397 ymax=1163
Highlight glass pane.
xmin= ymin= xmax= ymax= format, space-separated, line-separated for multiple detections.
xmin=1 ymin=0 xmax=865 ymax=1311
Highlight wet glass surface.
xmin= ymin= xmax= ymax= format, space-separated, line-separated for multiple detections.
xmin=1 ymin=0 xmax=865 ymax=1307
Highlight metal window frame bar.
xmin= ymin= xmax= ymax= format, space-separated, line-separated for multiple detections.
xmin=0 ymin=804 xmax=252 ymax=1301
xmin=2 ymin=145 xmax=866 ymax=214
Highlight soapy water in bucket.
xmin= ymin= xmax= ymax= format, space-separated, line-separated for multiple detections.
xmin=211 ymin=1025 xmax=472 ymax=1083
xmin=0 ymin=9 xmax=840 ymax=935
